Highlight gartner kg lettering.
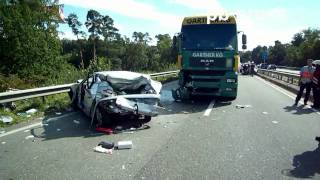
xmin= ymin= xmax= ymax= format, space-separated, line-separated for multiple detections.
xmin=192 ymin=52 xmax=223 ymax=58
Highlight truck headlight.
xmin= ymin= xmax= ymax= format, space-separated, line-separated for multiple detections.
xmin=226 ymin=58 xmax=233 ymax=68
xmin=226 ymin=79 xmax=236 ymax=83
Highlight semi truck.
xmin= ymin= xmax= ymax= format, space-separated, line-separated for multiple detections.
xmin=172 ymin=15 xmax=247 ymax=101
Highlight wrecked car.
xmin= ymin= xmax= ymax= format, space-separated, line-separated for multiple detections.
xmin=69 ymin=71 xmax=162 ymax=126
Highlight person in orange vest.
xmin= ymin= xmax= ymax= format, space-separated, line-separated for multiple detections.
xmin=294 ymin=59 xmax=315 ymax=106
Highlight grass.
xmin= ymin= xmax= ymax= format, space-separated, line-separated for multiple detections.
xmin=152 ymin=74 xmax=178 ymax=83
xmin=0 ymin=93 xmax=71 ymax=127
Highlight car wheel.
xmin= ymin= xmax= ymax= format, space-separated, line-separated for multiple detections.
xmin=141 ymin=116 xmax=151 ymax=124
xmin=95 ymin=106 xmax=113 ymax=126
xmin=95 ymin=107 xmax=103 ymax=127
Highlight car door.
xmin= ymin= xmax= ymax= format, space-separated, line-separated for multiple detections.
xmin=81 ymin=76 xmax=95 ymax=116
xmin=83 ymin=74 xmax=102 ymax=116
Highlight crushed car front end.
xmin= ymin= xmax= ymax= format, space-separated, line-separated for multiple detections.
xmin=85 ymin=71 xmax=162 ymax=126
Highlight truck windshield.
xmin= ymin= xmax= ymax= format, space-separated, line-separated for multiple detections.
xmin=181 ymin=24 xmax=237 ymax=50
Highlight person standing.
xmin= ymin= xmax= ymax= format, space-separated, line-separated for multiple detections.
xmin=250 ymin=61 xmax=255 ymax=76
xmin=312 ymin=61 xmax=320 ymax=109
xmin=294 ymin=59 xmax=315 ymax=106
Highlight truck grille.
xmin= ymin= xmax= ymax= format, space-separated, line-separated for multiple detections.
xmin=189 ymin=57 xmax=226 ymax=68
xmin=189 ymin=70 xmax=226 ymax=76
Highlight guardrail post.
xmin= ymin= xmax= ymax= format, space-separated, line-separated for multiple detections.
xmin=42 ymin=96 xmax=46 ymax=103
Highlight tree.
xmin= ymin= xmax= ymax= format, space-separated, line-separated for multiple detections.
xmin=268 ymin=40 xmax=286 ymax=65
xmin=240 ymin=51 xmax=252 ymax=63
xmin=132 ymin=32 xmax=152 ymax=44
xmin=85 ymin=9 xmax=103 ymax=63
xmin=66 ymin=13 xmax=86 ymax=69
xmin=155 ymin=34 xmax=174 ymax=65
xmin=291 ymin=32 xmax=304 ymax=47
xmin=0 ymin=0 xmax=65 ymax=85
xmin=101 ymin=15 xmax=119 ymax=42
xmin=251 ymin=46 xmax=263 ymax=63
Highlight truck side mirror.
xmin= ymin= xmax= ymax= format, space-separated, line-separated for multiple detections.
xmin=242 ymin=34 xmax=247 ymax=45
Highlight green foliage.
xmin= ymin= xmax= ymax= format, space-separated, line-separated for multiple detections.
xmin=0 ymin=93 xmax=70 ymax=127
xmin=247 ymin=28 xmax=320 ymax=67
xmin=0 ymin=1 xmax=61 ymax=80
xmin=268 ymin=41 xmax=286 ymax=65
xmin=239 ymin=51 xmax=252 ymax=63
xmin=0 ymin=6 xmax=177 ymax=91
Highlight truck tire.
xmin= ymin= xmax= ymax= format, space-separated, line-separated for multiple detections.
xmin=224 ymin=96 xmax=237 ymax=101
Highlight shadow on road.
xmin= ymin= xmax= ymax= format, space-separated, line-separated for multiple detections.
xmin=29 ymin=112 xmax=153 ymax=141
xmin=30 ymin=112 xmax=100 ymax=141
xmin=282 ymin=144 xmax=320 ymax=178
xmin=283 ymin=105 xmax=314 ymax=115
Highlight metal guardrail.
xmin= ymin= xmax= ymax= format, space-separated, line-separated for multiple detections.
xmin=257 ymin=69 xmax=300 ymax=86
xmin=150 ymin=70 xmax=179 ymax=78
xmin=0 ymin=71 xmax=180 ymax=104
xmin=276 ymin=66 xmax=300 ymax=71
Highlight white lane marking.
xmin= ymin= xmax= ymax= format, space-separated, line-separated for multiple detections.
xmin=0 ymin=112 xmax=76 ymax=138
xmin=203 ymin=99 xmax=216 ymax=116
xmin=255 ymin=76 xmax=320 ymax=115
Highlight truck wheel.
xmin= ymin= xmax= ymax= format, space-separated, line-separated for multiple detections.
xmin=224 ymin=96 xmax=237 ymax=101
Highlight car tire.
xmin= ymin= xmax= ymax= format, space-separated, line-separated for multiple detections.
xmin=141 ymin=116 xmax=151 ymax=124
xmin=94 ymin=106 xmax=113 ymax=127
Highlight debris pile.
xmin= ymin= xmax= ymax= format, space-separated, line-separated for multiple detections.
xmin=93 ymin=140 xmax=133 ymax=155
xmin=0 ymin=116 xmax=13 ymax=123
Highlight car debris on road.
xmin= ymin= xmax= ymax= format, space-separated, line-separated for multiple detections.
xmin=26 ymin=108 xmax=38 ymax=114
xmin=115 ymin=140 xmax=133 ymax=150
xmin=235 ymin=104 xmax=252 ymax=109
xmin=25 ymin=135 xmax=35 ymax=140
xmin=93 ymin=145 xmax=113 ymax=155
xmin=98 ymin=141 xmax=115 ymax=149
xmin=0 ymin=115 xmax=13 ymax=123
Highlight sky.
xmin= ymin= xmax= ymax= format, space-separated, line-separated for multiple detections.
xmin=58 ymin=0 xmax=320 ymax=50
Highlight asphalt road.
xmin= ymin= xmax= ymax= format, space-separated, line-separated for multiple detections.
xmin=1 ymin=75 xmax=320 ymax=180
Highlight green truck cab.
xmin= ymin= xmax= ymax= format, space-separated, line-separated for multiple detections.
xmin=172 ymin=15 xmax=247 ymax=101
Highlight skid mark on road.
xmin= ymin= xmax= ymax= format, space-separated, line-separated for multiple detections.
xmin=203 ymin=99 xmax=216 ymax=116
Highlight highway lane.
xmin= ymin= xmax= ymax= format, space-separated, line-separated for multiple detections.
xmin=1 ymin=76 xmax=320 ymax=179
